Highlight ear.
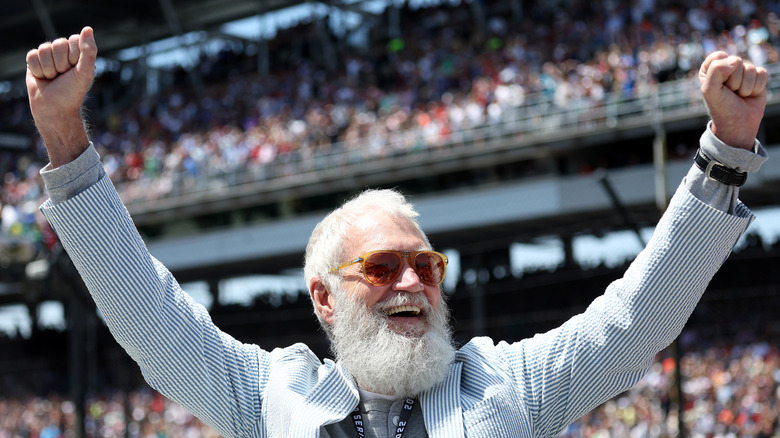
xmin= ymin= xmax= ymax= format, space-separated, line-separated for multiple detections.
xmin=310 ymin=276 xmax=336 ymax=325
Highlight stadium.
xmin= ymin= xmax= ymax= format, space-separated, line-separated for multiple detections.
xmin=2 ymin=0 xmax=780 ymax=436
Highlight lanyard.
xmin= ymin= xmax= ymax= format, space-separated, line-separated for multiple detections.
xmin=351 ymin=398 xmax=416 ymax=438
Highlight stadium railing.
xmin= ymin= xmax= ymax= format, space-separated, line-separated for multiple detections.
xmin=120 ymin=62 xmax=780 ymax=220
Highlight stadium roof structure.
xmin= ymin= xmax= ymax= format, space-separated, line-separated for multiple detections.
xmin=0 ymin=0 xmax=374 ymax=82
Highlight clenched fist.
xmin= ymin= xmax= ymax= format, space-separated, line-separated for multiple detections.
xmin=26 ymin=26 xmax=98 ymax=168
xmin=699 ymin=52 xmax=768 ymax=150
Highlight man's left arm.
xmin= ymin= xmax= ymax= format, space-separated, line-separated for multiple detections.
xmin=500 ymin=53 xmax=769 ymax=436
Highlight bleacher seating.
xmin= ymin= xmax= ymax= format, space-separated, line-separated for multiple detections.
xmin=2 ymin=0 xmax=780 ymax=436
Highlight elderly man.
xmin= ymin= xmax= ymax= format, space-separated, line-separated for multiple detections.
xmin=28 ymin=27 xmax=768 ymax=437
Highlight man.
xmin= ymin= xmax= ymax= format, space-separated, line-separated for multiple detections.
xmin=27 ymin=27 xmax=768 ymax=437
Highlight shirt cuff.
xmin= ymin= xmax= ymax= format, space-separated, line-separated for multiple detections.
xmin=685 ymin=122 xmax=769 ymax=214
xmin=699 ymin=121 xmax=768 ymax=172
xmin=40 ymin=143 xmax=106 ymax=205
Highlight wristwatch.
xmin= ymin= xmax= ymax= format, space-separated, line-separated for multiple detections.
xmin=694 ymin=149 xmax=747 ymax=186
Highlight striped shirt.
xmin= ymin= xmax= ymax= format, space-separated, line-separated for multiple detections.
xmin=40 ymin=127 xmax=764 ymax=437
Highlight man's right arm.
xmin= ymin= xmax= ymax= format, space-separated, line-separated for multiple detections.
xmin=29 ymin=27 xmax=269 ymax=437
xmin=39 ymin=171 xmax=269 ymax=437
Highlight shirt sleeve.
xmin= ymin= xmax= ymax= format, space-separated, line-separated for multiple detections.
xmin=684 ymin=122 xmax=768 ymax=214
xmin=40 ymin=143 xmax=105 ymax=205
xmin=40 ymin=174 xmax=268 ymax=437
xmin=495 ymin=123 xmax=767 ymax=436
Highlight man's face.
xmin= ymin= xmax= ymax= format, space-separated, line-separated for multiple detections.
xmin=327 ymin=211 xmax=455 ymax=396
xmin=337 ymin=211 xmax=442 ymax=336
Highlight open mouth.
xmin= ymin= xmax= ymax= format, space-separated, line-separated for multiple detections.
xmin=384 ymin=305 xmax=422 ymax=318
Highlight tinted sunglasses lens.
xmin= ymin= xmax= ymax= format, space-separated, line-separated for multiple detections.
xmin=364 ymin=252 xmax=402 ymax=285
xmin=415 ymin=252 xmax=445 ymax=285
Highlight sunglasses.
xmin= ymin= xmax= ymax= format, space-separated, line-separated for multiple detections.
xmin=331 ymin=250 xmax=449 ymax=286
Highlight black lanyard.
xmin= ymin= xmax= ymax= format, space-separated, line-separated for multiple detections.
xmin=351 ymin=398 xmax=416 ymax=438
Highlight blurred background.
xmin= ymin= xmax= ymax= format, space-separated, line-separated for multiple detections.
xmin=2 ymin=0 xmax=780 ymax=436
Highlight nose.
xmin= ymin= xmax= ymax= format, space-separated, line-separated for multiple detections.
xmin=392 ymin=262 xmax=425 ymax=293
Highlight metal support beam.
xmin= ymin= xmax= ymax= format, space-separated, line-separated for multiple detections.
xmin=654 ymin=125 xmax=669 ymax=212
xmin=469 ymin=285 xmax=486 ymax=336
xmin=315 ymin=12 xmax=337 ymax=72
xmin=561 ymin=235 xmax=575 ymax=268
xmin=56 ymin=249 xmax=95 ymax=438
xmin=209 ymin=278 xmax=221 ymax=310
xmin=652 ymin=120 xmax=683 ymax=437
xmin=596 ymin=171 xmax=647 ymax=248
xmin=462 ymin=252 xmax=486 ymax=337
xmin=257 ymin=38 xmax=269 ymax=75
xmin=68 ymin=295 xmax=86 ymax=438
xmin=256 ymin=2 xmax=270 ymax=75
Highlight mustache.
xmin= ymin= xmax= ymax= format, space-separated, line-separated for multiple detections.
xmin=372 ymin=292 xmax=434 ymax=314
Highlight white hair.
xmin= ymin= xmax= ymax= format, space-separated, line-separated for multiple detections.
xmin=303 ymin=188 xmax=430 ymax=335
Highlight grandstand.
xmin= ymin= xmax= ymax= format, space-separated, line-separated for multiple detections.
xmin=2 ymin=0 xmax=780 ymax=436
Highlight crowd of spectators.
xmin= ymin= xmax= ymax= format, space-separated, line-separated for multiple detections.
xmin=560 ymin=332 xmax=780 ymax=438
xmin=87 ymin=0 xmax=780 ymax=205
xmin=1 ymin=331 xmax=779 ymax=437
xmin=3 ymin=1 xmax=780 ymax=434
xmin=0 ymin=388 xmax=219 ymax=438
xmin=2 ymin=0 xmax=780 ymax=264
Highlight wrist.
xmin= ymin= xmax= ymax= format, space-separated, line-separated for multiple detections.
xmin=36 ymin=113 xmax=90 ymax=168
xmin=700 ymin=122 xmax=768 ymax=175
xmin=710 ymin=120 xmax=758 ymax=151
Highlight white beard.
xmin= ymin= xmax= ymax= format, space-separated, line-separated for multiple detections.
xmin=329 ymin=288 xmax=456 ymax=397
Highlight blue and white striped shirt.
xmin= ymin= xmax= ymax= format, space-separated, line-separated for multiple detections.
xmin=40 ymin=127 xmax=765 ymax=437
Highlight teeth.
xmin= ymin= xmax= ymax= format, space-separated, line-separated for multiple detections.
xmin=384 ymin=305 xmax=421 ymax=317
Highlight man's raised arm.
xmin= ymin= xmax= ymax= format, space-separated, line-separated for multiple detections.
xmin=508 ymin=52 xmax=769 ymax=436
xmin=27 ymin=28 xmax=268 ymax=436
xmin=26 ymin=26 xmax=96 ymax=168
